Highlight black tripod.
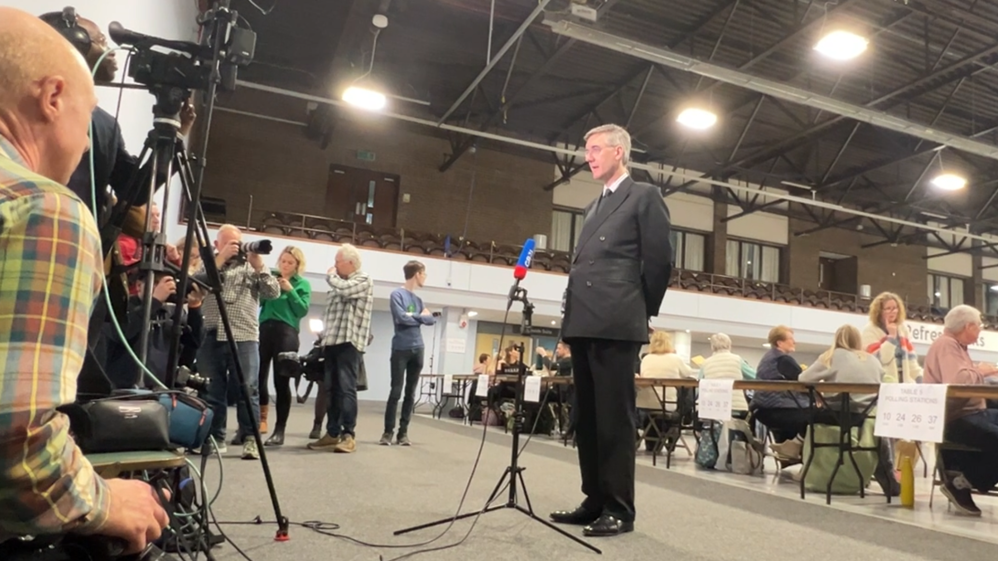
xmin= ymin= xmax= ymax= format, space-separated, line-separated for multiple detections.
xmin=394 ymin=289 xmax=600 ymax=554
xmin=98 ymin=4 xmax=290 ymax=542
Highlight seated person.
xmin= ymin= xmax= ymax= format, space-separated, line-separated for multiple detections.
xmin=799 ymin=324 xmax=884 ymax=410
xmin=750 ymin=325 xmax=808 ymax=455
xmin=923 ymin=305 xmax=998 ymax=517
xmin=0 ymin=9 xmax=167 ymax=554
xmin=699 ymin=333 xmax=756 ymax=416
xmin=637 ymin=331 xmax=695 ymax=412
xmin=103 ymin=273 xmax=204 ymax=389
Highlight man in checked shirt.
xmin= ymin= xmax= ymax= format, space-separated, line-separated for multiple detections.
xmin=308 ymin=244 xmax=374 ymax=454
xmin=196 ymin=225 xmax=280 ymax=460
xmin=0 ymin=8 xmax=168 ymax=555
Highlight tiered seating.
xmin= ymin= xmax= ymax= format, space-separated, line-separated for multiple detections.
xmin=241 ymin=208 xmax=958 ymax=323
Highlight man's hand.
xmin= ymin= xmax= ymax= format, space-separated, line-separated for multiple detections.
xmin=215 ymin=240 xmax=240 ymax=266
xmin=99 ymin=479 xmax=170 ymax=554
xmin=886 ymin=323 xmax=898 ymax=338
xmin=421 ymin=308 xmax=432 ymax=316
xmin=278 ymin=277 xmax=293 ymax=292
xmin=179 ymin=100 xmax=197 ymax=138
xmin=165 ymin=243 xmax=180 ymax=264
xmin=152 ymin=277 xmax=176 ymax=303
xmin=187 ymin=285 xmax=205 ymax=307
xmin=247 ymin=251 xmax=265 ymax=272
xmin=977 ymin=362 xmax=998 ymax=376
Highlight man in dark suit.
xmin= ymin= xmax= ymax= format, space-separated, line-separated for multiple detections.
xmin=551 ymin=124 xmax=673 ymax=537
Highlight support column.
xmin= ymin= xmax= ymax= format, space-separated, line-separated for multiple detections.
xmin=709 ymin=185 xmax=728 ymax=274
xmin=972 ymin=243 xmax=984 ymax=310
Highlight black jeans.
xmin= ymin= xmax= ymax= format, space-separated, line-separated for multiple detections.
xmin=384 ymin=347 xmax=424 ymax=434
xmin=325 ymin=343 xmax=360 ymax=438
xmin=752 ymin=407 xmax=811 ymax=443
xmin=258 ymin=320 xmax=300 ymax=430
xmin=943 ymin=409 xmax=998 ymax=491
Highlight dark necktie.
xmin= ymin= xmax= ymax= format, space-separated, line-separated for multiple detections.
xmin=595 ymin=188 xmax=611 ymax=214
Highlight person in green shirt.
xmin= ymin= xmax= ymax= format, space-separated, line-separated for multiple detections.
xmin=258 ymin=246 xmax=311 ymax=446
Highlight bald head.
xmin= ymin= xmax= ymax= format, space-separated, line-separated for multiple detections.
xmin=0 ymin=7 xmax=97 ymax=184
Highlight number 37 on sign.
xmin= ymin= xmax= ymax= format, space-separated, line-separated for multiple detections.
xmin=873 ymin=383 xmax=948 ymax=443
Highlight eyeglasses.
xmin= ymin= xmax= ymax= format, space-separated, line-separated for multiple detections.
xmin=585 ymin=144 xmax=619 ymax=157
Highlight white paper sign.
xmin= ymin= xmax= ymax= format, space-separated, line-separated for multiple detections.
xmin=445 ymin=337 xmax=466 ymax=354
xmin=443 ymin=374 xmax=454 ymax=392
xmin=874 ymin=383 xmax=948 ymax=443
xmin=524 ymin=376 xmax=542 ymax=403
xmin=698 ymin=379 xmax=734 ymax=421
xmin=475 ymin=374 xmax=490 ymax=397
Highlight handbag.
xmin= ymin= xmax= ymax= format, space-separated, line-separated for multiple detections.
xmin=158 ymin=392 xmax=214 ymax=449
xmin=59 ymin=393 xmax=171 ymax=454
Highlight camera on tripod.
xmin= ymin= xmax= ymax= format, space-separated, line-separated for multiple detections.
xmin=108 ymin=5 xmax=256 ymax=95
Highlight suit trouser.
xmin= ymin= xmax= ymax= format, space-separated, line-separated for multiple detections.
xmin=569 ymin=338 xmax=640 ymax=522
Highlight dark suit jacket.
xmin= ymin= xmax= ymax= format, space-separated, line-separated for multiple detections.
xmin=561 ymin=176 xmax=673 ymax=343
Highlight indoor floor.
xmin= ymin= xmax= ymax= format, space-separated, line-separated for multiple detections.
xmin=200 ymin=400 xmax=998 ymax=561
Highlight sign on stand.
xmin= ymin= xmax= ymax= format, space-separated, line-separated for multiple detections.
xmin=697 ymin=379 xmax=734 ymax=421
xmin=874 ymin=383 xmax=948 ymax=443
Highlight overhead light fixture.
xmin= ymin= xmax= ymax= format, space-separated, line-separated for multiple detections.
xmin=467 ymin=311 xmax=479 ymax=317
xmin=677 ymin=107 xmax=717 ymax=130
xmin=551 ymin=320 xmax=557 ymax=325
xmin=931 ymin=173 xmax=967 ymax=191
xmin=814 ymin=30 xmax=868 ymax=61
xmin=309 ymin=318 xmax=324 ymax=334
xmin=990 ymin=285 xmax=998 ymax=293
xmin=343 ymin=86 xmax=387 ymax=111
xmin=762 ymin=343 xmax=771 ymax=348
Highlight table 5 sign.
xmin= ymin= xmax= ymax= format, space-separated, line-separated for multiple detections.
xmin=698 ymin=379 xmax=735 ymax=422
xmin=873 ymin=383 xmax=948 ymax=443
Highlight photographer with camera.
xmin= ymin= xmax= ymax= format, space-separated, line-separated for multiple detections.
xmin=196 ymin=225 xmax=279 ymax=460
xmin=0 ymin=8 xmax=168 ymax=556
xmin=103 ymin=273 xmax=205 ymax=389
xmin=258 ymin=246 xmax=311 ymax=445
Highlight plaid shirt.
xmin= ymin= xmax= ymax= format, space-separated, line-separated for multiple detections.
xmin=198 ymin=260 xmax=279 ymax=342
xmin=320 ymin=270 xmax=374 ymax=352
xmin=0 ymin=139 xmax=109 ymax=538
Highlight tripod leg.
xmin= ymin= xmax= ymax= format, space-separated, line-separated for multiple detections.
xmin=515 ymin=469 xmax=536 ymax=515
xmin=510 ymin=505 xmax=603 ymax=554
xmin=394 ymin=467 xmax=513 ymax=536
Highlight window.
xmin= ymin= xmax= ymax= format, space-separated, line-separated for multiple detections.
xmin=985 ymin=283 xmax=998 ymax=317
xmin=725 ymin=239 xmax=781 ymax=282
xmin=669 ymin=229 xmax=706 ymax=271
xmin=551 ymin=209 xmax=585 ymax=252
xmin=929 ymin=274 xmax=965 ymax=310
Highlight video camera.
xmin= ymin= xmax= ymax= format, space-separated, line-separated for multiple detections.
xmin=277 ymin=344 xmax=325 ymax=384
xmin=175 ymin=365 xmax=209 ymax=392
xmin=108 ymin=4 xmax=256 ymax=95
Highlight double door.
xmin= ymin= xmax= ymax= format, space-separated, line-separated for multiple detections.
xmin=325 ymin=164 xmax=399 ymax=228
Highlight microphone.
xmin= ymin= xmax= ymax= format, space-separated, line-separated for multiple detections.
xmin=513 ymin=239 xmax=536 ymax=280
xmin=507 ymin=239 xmax=536 ymax=308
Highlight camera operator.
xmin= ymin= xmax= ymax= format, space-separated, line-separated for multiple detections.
xmin=0 ymin=8 xmax=167 ymax=555
xmin=40 ymin=8 xmax=196 ymax=221
xmin=197 ymin=225 xmax=279 ymax=460
xmin=103 ymin=273 xmax=205 ymax=389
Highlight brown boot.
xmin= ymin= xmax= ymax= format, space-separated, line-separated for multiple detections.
xmin=259 ymin=404 xmax=269 ymax=434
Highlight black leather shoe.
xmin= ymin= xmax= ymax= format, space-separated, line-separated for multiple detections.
xmin=549 ymin=506 xmax=601 ymax=525
xmin=583 ymin=514 xmax=633 ymax=537
xmin=265 ymin=430 xmax=284 ymax=447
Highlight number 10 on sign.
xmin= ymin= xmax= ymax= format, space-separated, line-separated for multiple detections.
xmin=873 ymin=383 xmax=948 ymax=443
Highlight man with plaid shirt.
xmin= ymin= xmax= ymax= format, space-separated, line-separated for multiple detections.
xmin=196 ymin=225 xmax=280 ymax=460
xmin=0 ymin=8 xmax=168 ymax=555
xmin=308 ymin=244 xmax=373 ymax=454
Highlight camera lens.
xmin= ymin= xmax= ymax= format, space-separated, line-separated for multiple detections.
xmin=241 ymin=240 xmax=272 ymax=255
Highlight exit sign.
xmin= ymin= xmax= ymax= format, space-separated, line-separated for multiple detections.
xmin=356 ymin=150 xmax=376 ymax=162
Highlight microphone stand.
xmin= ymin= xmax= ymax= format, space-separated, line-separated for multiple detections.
xmin=394 ymin=287 xmax=600 ymax=555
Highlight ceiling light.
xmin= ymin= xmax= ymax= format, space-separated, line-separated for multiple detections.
xmin=990 ymin=285 xmax=998 ymax=292
xmin=551 ymin=320 xmax=557 ymax=325
xmin=467 ymin=311 xmax=479 ymax=317
xmin=931 ymin=173 xmax=967 ymax=191
xmin=814 ymin=30 xmax=868 ymax=61
xmin=343 ymin=86 xmax=386 ymax=111
xmin=762 ymin=343 xmax=771 ymax=348
xmin=677 ymin=108 xmax=717 ymax=130
xmin=309 ymin=318 xmax=324 ymax=334
xmin=685 ymin=329 xmax=691 ymax=333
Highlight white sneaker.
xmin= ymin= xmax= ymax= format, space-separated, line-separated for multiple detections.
xmin=242 ymin=439 xmax=259 ymax=460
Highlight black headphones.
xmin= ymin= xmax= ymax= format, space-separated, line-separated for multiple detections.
xmin=39 ymin=6 xmax=91 ymax=57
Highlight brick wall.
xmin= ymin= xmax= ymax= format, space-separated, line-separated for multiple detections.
xmin=787 ymin=212 xmax=928 ymax=305
xmin=200 ymin=108 xmax=553 ymax=246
